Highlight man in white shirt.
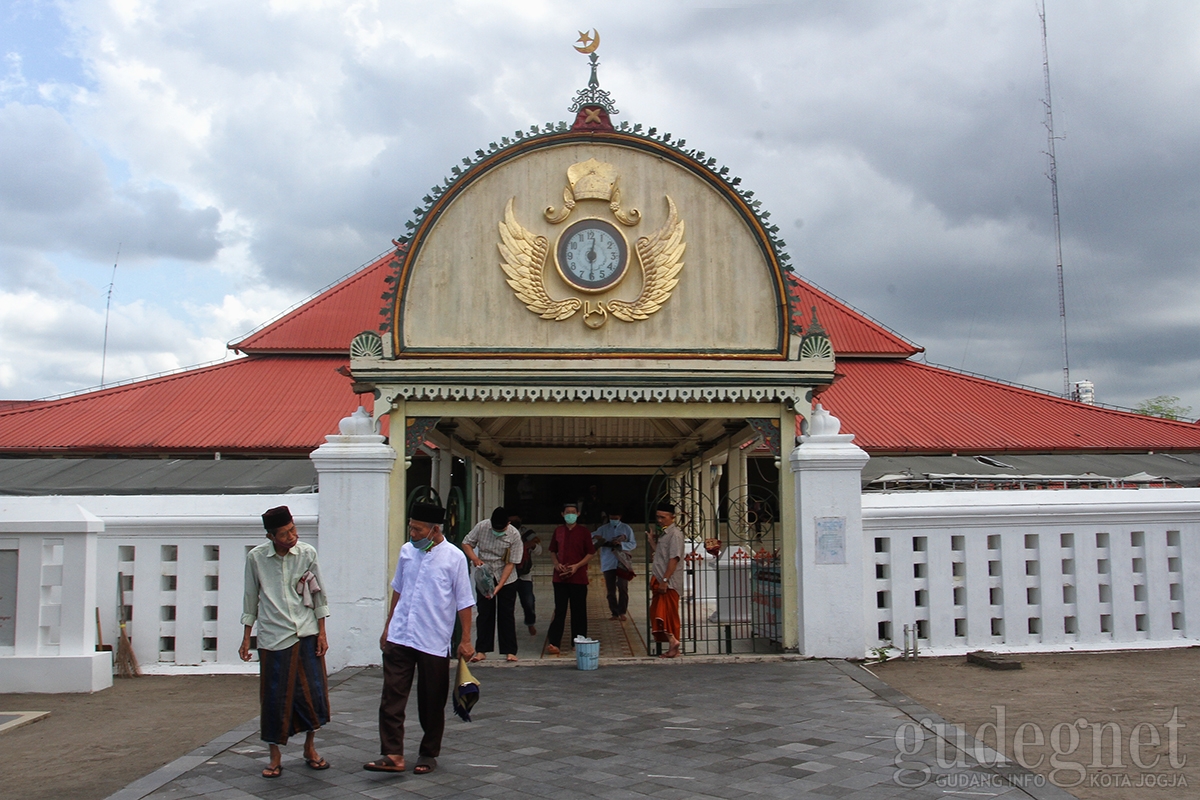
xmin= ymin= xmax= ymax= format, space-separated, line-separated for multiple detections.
xmin=364 ymin=502 xmax=475 ymax=776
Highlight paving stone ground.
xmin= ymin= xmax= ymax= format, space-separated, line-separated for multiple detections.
xmin=106 ymin=659 xmax=1073 ymax=800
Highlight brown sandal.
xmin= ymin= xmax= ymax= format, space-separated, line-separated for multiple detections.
xmin=261 ymin=764 xmax=282 ymax=778
xmin=363 ymin=757 xmax=406 ymax=772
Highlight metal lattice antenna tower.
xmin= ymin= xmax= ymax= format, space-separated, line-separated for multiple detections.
xmin=100 ymin=244 xmax=120 ymax=388
xmin=1040 ymin=1 xmax=1071 ymax=398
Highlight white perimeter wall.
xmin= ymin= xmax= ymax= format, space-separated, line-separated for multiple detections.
xmin=864 ymin=488 xmax=1200 ymax=656
xmin=6 ymin=482 xmax=1200 ymax=689
xmin=89 ymin=494 xmax=319 ymax=670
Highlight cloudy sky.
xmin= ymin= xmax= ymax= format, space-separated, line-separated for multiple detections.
xmin=2 ymin=0 xmax=1198 ymax=417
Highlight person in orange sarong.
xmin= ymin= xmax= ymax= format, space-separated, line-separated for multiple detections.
xmin=647 ymin=501 xmax=685 ymax=658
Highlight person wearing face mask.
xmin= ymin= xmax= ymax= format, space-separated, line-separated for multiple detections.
xmin=365 ymin=502 xmax=474 ymax=777
xmin=545 ymin=503 xmax=596 ymax=655
xmin=593 ymin=507 xmax=636 ymax=621
xmin=461 ymin=506 xmax=524 ymax=663
xmin=239 ymin=505 xmax=330 ymax=779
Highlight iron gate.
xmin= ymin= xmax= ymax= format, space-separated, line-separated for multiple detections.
xmin=644 ymin=462 xmax=781 ymax=655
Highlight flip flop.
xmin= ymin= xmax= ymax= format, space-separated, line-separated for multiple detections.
xmin=505 ymin=654 xmax=519 ymax=662
xmin=363 ymin=757 xmax=406 ymax=773
xmin=468 ymin=653 xmax=487 ymax=663
xmin=306 ymin=757 xmax=330 ymax=770
xmin=261 ymin=764 xmax=282 ymax=779
xmin=413 ymin=756 xmax=437 ymax=775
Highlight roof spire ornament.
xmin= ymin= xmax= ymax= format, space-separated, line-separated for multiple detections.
xmin=569 ymin=29 xmax=617 ymax=131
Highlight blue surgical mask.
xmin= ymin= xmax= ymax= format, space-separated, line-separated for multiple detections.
xmin=563 ymin=513 xmax=578 ymax=525
xmin=492 ymin=527 xmax=508 ymax=538
xmin=410 ymin=536 xmax=434 ymax=552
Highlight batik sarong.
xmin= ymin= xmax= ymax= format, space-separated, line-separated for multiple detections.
xmin=259 ymin=635 xmax=330 ymax=744
xmin=648 ymin=576 xmax=681 ymax=642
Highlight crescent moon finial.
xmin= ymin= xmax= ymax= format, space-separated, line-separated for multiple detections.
xmin=574 ymin=29 xmax=600 ymax=54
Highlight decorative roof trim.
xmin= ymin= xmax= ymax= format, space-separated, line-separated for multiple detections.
xmin=569 ymin=52 xmax=618 ymax=115
xmin=376 ymin=383 xmax=811 ymax=408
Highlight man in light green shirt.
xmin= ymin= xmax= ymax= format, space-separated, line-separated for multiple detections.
xmin=239 ymin=506 xmax=331 ymax=779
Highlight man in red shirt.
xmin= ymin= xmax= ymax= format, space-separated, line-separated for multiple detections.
xmin=545 ymin=503 xmax=596 ymax=655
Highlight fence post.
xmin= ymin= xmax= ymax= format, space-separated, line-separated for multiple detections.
xmin=310 ymin=407 xmax=397 ymax=672
xmin=789 ymin=404 xmax=870 ymax=658
xmin=0 ymin=499 xmax=112 ymax=692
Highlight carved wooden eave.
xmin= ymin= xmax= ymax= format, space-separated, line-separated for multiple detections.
xmin=351 ymin=352 xmax=835 ymax=421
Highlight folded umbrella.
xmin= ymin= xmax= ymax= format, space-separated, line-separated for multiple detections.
xmin=452 ymin=655 xmax=480 ymax=722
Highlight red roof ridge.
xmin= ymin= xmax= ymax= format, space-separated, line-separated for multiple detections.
xmin=818 ymin=358 xmax=1200 ymax=453
xmin=0 ymin=356 xmax=263 ymax=418
xmin=230 ymin=248 xmax=397 ymax=353
xmin=788 ymin=272 xmax=922 ymax=355
xmin=0 ymin=354 xmax=359 ymax=456
xmin=912 ymin=360 xmax=1200 ymax=426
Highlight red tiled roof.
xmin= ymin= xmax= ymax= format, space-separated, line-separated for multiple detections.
xmin=820 ymin=359 xmax=1200 ymax=453
xmin=4 ymin=250 xmax=1196 ymax=457
xmin=785 ymin=273 xmax=919 ymax=358
xmin=0 ymin=400 xmax=42 ymax=411
xmin=0 ymin=356 xmax=369 ymax=455
xmin=232 ymin=253 xmax=396 ymax=354
xmin=231 ymin=251 xmax=919 ymax=359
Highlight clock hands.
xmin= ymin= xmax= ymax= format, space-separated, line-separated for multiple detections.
xmin=586 ymin=239 xmax=598 ymax=279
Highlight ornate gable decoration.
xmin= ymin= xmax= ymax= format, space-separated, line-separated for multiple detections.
xmin=378 ymin=31 xmax=801 ymax=360
xmin=498 ymin=158 xmax=684 ymax=329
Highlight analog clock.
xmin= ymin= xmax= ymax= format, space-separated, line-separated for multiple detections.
xmin=555 ymin=218 xmax=629 ymax=293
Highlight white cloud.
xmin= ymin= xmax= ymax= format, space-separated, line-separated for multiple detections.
xmin=0 ymin=0 xmax=1195 ymax=417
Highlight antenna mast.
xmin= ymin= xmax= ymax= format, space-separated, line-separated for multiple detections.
xmin=100 ymin=244 xmax=120 ymax=388
xmin=1039 ymin=1 xmax=1071 ymax=398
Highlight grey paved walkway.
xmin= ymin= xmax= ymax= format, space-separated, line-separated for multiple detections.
xmin=108 ymin=659 xmax=1073 ymax=800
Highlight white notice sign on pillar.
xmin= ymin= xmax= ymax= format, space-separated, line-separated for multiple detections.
xmin=815 ymin=517 xmax=846 ymax=564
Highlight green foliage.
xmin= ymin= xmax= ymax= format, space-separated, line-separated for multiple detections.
xmin=868 ymin=644 xmax=895 ymax=663
xmin=1134 ymin=395 xmax=1193 ymax=421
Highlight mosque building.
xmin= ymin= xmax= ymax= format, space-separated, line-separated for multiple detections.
xmin=1 ymin=42 xmax=1197 ymax=480
xmin=1 ymin=35 xmax=1199 ymax=659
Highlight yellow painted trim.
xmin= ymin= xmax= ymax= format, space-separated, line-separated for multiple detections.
xmin=779 ymin=405 xmax=799 ymax=650
xmin=387 ymin=401 xmax=408 ymax=585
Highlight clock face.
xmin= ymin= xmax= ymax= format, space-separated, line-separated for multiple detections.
xmin=556 ymin=218 xmax=629 ymax=293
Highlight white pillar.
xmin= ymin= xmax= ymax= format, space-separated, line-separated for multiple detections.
xmin=0 ymin=499 xmax=112 ymax=693
xmin=789 ymin=404 xmax=870 ymax=658
xmin=310 ymin=407 xmax=397 ymax=671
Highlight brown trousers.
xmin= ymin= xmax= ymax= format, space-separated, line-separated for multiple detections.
xmin=379 ymin=642 xmax=451 ymax=758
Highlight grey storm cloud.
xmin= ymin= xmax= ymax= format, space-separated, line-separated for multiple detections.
xmin=0 ymin=103 xmax=221 ymax=263
xmin=2 ymin=1 xmax=1197 ymax=411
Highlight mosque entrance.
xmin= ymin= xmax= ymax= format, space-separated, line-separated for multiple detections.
xmin=398 ymin=413 xmax=788 ymax=659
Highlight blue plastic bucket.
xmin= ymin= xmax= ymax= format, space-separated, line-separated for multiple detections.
xmin=575 ymin=638 xmax=599 ymax=670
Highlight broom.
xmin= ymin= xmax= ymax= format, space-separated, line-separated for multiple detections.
xmin=115 ymin=571 xmax=141 ymax=678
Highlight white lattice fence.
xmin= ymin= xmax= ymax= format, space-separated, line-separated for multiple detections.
xmin=863 ymin=489 xmax=1200 ymax=655
xmin=87 ymin=495 xmax=319 ymax=668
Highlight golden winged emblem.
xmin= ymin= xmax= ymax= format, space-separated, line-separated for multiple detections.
xmin=498 ymin=181 xmax=684 ymax=328
xmin=609 ymin=197 xmax=684 ymax=322
xmin=498 ymin=199 xmax=582 ymax=320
